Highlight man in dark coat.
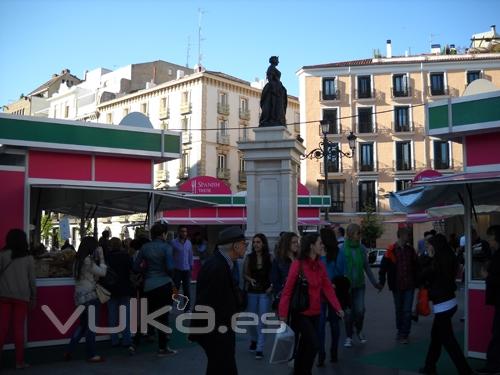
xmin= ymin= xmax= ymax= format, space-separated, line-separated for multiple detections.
xmin=189 ymin=227 xmax=247 ymax=375
xmin=478 ymin=225 xmax=500 ymax=374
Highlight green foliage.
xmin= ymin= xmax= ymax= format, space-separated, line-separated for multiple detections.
xmin=360 ymin=205 xmax=384 ymax=248
xmin=40 ymin=214 xmax=53 ymax=243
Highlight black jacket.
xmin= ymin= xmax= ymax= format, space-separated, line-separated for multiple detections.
xmin=378 ymin=243 xmax=418 ymax=291
xmin=419 ymin=249 xmax=457 ymax=305
xmin=486 ymin=250 xmax=500 ymax=307
xmin=190 ymin=250 xmax=243 ymax=340
xmin=106 ymin=250 xmax=134 ymax=297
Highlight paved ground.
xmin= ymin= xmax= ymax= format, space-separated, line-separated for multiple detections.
xmin=1 ymin=281 xmax=485 ymax=374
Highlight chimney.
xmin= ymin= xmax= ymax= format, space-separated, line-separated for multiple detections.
xmin=431 ymin=44 xmax=441 ymax=55
xmin=386 ymin=39 xmax=392 ymax=58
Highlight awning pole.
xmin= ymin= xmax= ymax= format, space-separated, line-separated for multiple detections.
xmin=80 ymin=193 xmax=85 ymax=241
xmin=463 ymin=184 xmax=471 ymax=357
xmin=149 ymin=193 xmax=155 ymax=229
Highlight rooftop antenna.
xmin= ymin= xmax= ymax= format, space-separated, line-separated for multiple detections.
xmin=186 ymin=35 xmax=191 ymax=68
xmin=198 ymin=8 xmax=206 ymax=66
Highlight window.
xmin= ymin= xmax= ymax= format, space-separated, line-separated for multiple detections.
xmin=357 ymin=75 xmax=372 ymax=98
xmin=393 ymin=74 xmax=409 ymax=97
xmin=434 ymin=141 xmax=450 ymax=169
xmin=323 ymin=142 xmax=340 ymax=173
xmin=322 ymin=77 xmax=338 ymax=100
xmin=466 ymin=70 xmax=481 ymax=85
xmin=319 ymin=180 xmax=345 ymax=212
xmin=394 ymin=106 xmax=410 ymax=132
xmin=358 ymin=107 xmax=373 ymax=133
xmin=181 ymin=91 xmax=190 ymax=105
xmin=106 ymin=113 xmax=113 ymax=124
xmin=123 ymin=108 xmax=129 ymax=117
xmin=239 ymin=156 xmax=245 ymax=172
xmin=64 ymin=105 xmax=69 ymax=118
xmin=141 ymin=103 xmax=148 ymax=114
xmin=181 ymin=152 xmax=190 ymax=177
xmin=240 ymin=124 xmax=249 ymax=141
xmin=430 ymin=72 xmax=446 ymax=95
xmin=396 ymin=141 xmax=412 ymax=171
xmin=219 ymin=119 xmax=228 ymax=135
xmin=322 ymin=109 xmax=338 ymax=134
xmin=396 ymin=179 xmax=412 ymax=192
xmin=240 ymin=97 xmax=248 ymax=112
xmin=358 ymin=181 xmax=376 ymax=211
xmin=359 ymin=143 xmax=374 ymax=171
xmin=219 ymin=92 xmax=228 ymax=105
xmin=160 ymin=97 xmax=167 ymax=110
xmin=181 ymin=116 xmax=190 ymax=131
xmin=217 ymin=154 xmax=226 ymax=169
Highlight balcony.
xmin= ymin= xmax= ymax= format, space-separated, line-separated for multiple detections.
xmin=178 ymin=167 xmax=190 ymax=180
xmin=359 ymin=164 xmax=375 ymax=172
xmin=392 ymin=121 xmax=413 ymax=133
xmin=239 ymin=133 xmax=250 ymax=142
xmin=182 ymin=131 xmax=192 ymax=144
xmin=355 ymin=89 xmax=375 ymax=100
xmin=180 ymin=102 xmax=192 ymax=114
xmin=330 ymin=201 xmax=344 ymax=213
xmin=358 ymin=122 xmax=375 ymax=134
xmin=217 ymin=168 xmax=230 ymax=180
xmin=391 ymin=87 xmax=412 ymax=98
xmin=428 ymin=86 xmax=449 ymax=97
xmin=320 ymin=90 xmax=340 ymax=101
xmin=239 ymin=108 xmax=250 ymax=120
xmin=433 ymin=159 xmax=451 ymax=170
xmin=238 ymin=171 xmax=247 ymax=182
xmin=217 ymin=132 xmax=230 ymax=145
xmin=320 ymin=162 xmax=340 ymax=175
xmin=394 ymin=160 xmax=413 ymax=172
xmin=159 ymin=108 xmax=170 ymax=120
xmin=217 ymin=102 xmax=230 ymax=115
xmin=357 ymin=200 xmax=376 ymax=212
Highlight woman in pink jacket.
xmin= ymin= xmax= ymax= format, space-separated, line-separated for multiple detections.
xmin=279 ymin=233 xmax=344 ymax=375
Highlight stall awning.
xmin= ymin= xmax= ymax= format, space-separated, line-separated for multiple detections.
xmin=31 ymin=184 xmax=214 ymax=218
xmin=389 ymin=171 xmax=500 ymax=214
xmin=163 ymin=217 xmax=328 ymax=226
xmin=383 ymin=213 xmax=443 ymax=224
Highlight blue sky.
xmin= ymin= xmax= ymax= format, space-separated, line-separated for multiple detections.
xmin=0 ymin=0 xmax=498 ymax=107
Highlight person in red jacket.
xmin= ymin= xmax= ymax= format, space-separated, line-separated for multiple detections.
xmin=279 ymin=233 xmax=344 ymax=375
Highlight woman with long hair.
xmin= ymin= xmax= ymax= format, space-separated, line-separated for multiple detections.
xmin=279 ymin=233 xmax=344 ymax=375
xmin=418 ymin=233 xmax=473 ymax=375
xmin=341 ymin=223 xmax=381 ymax=348
xmin=0 ymin=229 xmax=36 ymax=369
xmin=271 ymin=232 xmax=299 ymax=305
xmin=316 ymin=227 xmax=346 ymax=366
xmin=65 ymin=236 xmax=107 ymax=363
xmin=243 ymin=233 xmax=272 ymax=359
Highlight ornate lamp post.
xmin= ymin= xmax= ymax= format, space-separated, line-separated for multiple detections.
xmin=302 ymin=120 xmax=357 ymax=222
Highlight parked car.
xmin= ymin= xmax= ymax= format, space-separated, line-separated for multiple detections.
xmin=368 ymin=248 xmax=386 ymax=267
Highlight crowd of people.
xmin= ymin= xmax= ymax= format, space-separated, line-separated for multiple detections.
xmin=0 ymin=223 xmax=498 ymax=375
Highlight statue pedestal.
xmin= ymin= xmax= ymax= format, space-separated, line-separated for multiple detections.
xmin=238 ymin=126 xmax=306 ymax=247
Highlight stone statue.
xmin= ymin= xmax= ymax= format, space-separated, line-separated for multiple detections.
xmin=259 ymin=56 xmax=287 ymax=127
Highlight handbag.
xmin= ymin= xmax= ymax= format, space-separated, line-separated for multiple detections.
xmin=416 ymin=287 xmax=431 ymax=316
xmin=95 ymin=283 xmax=111 ymax=304
xmin=290 ymin=261 xmax=309 ymax=312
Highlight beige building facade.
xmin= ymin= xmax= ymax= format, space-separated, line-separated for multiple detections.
xmin=298 ymin=51 xmax=500 ymax=246
xmin=97 ymin=69 xmax=300 ymax=192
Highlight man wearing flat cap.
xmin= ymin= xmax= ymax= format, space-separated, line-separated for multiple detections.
xmin=190 ymin=226 xmax=247 ymax=375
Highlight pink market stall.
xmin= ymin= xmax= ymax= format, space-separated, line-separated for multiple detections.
xmin=389 ymin=86 xmax=500 ymax=359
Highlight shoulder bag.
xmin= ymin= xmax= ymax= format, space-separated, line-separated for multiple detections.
xmin=290 ymin=261 xmax=309 ymax=312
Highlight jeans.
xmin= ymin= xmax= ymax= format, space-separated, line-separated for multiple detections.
xmin=294 ymin=314 xmax=320 ymax=375
xmin=0 ymin=298 xmax=28 ymax=366
xmin=392 ymin=289 xmax=415 ymax=338
xmin=67 ymin=299 xmax=100 ymax=359
xmin=145 ymin=283 xmax=173 ymax=350
xmin=246 ymin=293 xmax=271 ymax=352
xmin=317 ymin=301 xmax=340 ymax=358
xmin=173 ymin=269 xmax=191 ymax=310
xmin=486 ymin=306 xmax=500 ymax=370
xmin=424 ymin=306 xmax=472 ymax=375
xmin=345 ymin=286 xmax=365 ymax=338
xmin=107 ymin=296 xmax=132 ymax=346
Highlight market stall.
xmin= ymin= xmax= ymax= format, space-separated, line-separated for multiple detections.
xmin=389 ymin=87 xmax=500 ymax=359
xmin=0 ymin=114 xmax=210 ymax=348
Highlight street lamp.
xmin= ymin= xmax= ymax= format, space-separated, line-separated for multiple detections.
xmin=302 ymin=120 xmax=357 ymax=222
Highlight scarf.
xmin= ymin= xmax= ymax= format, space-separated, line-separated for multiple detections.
xmin=344 ymin=239 xmax=365 ymax=288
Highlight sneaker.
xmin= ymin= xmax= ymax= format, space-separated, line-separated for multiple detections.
xmin=255 ymin=351 xmax=263 ymax=360
xmin=249 ymin=340 xmax=257 ymax=352
xmin=357 ymin=332 xmax=367 ymax=344
xmin=157 ymin=347 xmax=178 ymax=357
xmin=344 ymin=337 xmax=353 ymax=347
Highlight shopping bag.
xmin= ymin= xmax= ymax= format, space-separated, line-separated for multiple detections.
xmin=95 ymin=283 xmax=111 ymax=304
xmin=269 ymin=322 xmax=295 ymax=364
xmin=416 ymin=287 xmax=431 ymax=316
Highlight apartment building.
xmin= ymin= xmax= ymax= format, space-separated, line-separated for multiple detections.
xmin=298 ymin=36 xmax=500 ymax=244
xmin=3 ymin=69 xmax=81 ymax=116
xmin=96 ymin=67 xmax=300 ymax=191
